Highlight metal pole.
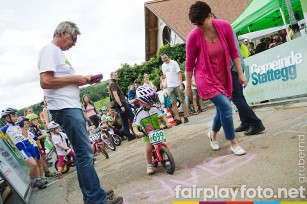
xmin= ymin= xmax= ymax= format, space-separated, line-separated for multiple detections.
xmin=280 ymin=8 xmax=291 ymax=41
xmin=285 ymin=0 xmax=297 ymax=25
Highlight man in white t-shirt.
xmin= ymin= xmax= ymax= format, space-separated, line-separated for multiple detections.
xmin=38 ymin=21 xmax=122 ymax=204
xmin=161 ymin=53 xmax=189 ymax=125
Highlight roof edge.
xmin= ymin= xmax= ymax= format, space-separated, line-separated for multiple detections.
xmin=145 ymin=2 xmax=186 ymax=41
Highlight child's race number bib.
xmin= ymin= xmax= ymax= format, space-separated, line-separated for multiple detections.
xmin=148 ymin=130 xmax=166 ymax=145
xmin=89 ymin=133 xmax=100 ymax=142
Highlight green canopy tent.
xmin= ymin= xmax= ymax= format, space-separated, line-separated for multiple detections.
xmin=232 ymin=0 xmax=304 ymax=35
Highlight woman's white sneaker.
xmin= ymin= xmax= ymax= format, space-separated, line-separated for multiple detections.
xmin=231 ymin=146 xmax=246 ymax=155
xmin=207 ymin=131 xmax=219 ymax=150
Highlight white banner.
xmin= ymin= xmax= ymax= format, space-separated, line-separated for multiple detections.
xmin=243 ymin=34 xmax=307 ymax=103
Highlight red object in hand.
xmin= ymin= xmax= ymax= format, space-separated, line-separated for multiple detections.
xmin=90 ymin=74 xmax=103 ymax=82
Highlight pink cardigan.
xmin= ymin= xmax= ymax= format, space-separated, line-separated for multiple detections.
xmin=186 ymin=19 xmax=239 ymax=99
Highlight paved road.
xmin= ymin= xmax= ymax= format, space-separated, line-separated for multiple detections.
xmin=7 ymin=101 xmax=307 ymax=203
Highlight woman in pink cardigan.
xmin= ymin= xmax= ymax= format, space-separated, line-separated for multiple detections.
xmin=185 ymin=1 xmax=247 ymax=155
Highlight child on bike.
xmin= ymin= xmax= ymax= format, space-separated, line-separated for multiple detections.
xmin=99 ymin=117 xmax=109 ymax=133
xmin=132 ymin=86 xmax=172 ymax=175
xmin=0 ymin=108 xmax=48 ymax=189
xmin=48 ymin=121 xmax=75 ymax=179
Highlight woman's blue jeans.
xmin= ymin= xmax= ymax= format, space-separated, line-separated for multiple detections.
xmin=50 ymin=108 xmax=107 ymax=204
xmin=210 ymin=94 xmax=235 ymax=140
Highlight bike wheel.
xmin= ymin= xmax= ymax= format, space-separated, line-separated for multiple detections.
xmin=159 ymin=147 xmax=175 ymax=174
xmin=98 ymin=146 xmax=109 ymax=159
xmin=112 ymin=134 xmax=121 ymax=146
xmin=55 ymin=160 xmax=70 ymax=174
xmin=104 ymin=139 xmax=116 ymax=151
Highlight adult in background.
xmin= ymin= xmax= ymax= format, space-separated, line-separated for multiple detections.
xmin=24 ymin=106 xmax=34 ymax=116
xmin=108 ymin=107 xmax=123 ymax=136
xmin=143 ymin=73 xmax=157 ymax=91
xmin=82 ymin=94 xmax=100 ymax=128
xmin=161 ymin=53 xmax=189 ymax=125
xmin=240 ymin=39 xmax=250 ymax=59
xmin=211 ymin=12 xmax=265 ymax=136
xmin=230 ymin=32 xmax=265 ymax=135
xmin=109 ymin=71 xmax=136 ymax=141
xmin=185 ymin=1 xmax=246 ymax=155
xmin=159 ymin=71 xmax=171 ymax=109
xmin=255 ymin=38 xmax=267 ymax=54
xmin=39 ymin=101 xmax=47 ymax=125
xmin=248 ymin=42 xmax=255 ymax=56
xmin=128 ymin=79 xmax=142 ymax=109
xmin=42 ymin=100 xmax=53 ymax=128
xmin=38 ymin=21 xmax=122 ymax=204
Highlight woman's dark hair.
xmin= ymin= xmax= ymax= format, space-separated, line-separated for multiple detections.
xmin=82 ymin=94 xmax=94 ymax=105
xmin=134 ymin=79 xmax=141 ymax=84
xmin=82 ymin=94 xmax=98 ymax=114
xmin=159 ymin=70 xmax=163 ymax=76
xmin=189 ymin=1 xmax=211 ymax=26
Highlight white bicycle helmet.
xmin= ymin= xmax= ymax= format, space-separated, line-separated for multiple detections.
xmin=48 ymin=121 xmax=60 ymax=131
xmin=100 ymin=106 xmax=108 ymax=111
xmin=136 ymin=86 xmax=157 ymax=105
xmin=1 ymin=107 xmax=18 ymax=118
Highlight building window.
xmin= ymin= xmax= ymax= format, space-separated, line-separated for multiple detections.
xmin=162 ymin=26 xmax=171 ymax=45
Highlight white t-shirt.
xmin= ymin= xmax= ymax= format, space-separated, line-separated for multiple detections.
xmin=162 ymin=60 xmax=181 ymax=87
xmin=52 ymin=132 xmax=70 ymax=156
xmin=38 ymin=43 xmax=81 ymax=110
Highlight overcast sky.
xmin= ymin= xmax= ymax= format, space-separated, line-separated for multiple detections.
xmin=0 ymin=0 xmax=148 ymax=111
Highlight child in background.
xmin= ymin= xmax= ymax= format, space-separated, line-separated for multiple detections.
xmin=99 ymin=117 xmax=109 ymax=133
xmin=108 ymin=107 xmax=124 ymax=139
xmin=48 ymin=121 xmax=75 ymax=179
xmin=22 ymin=117 xmax=48 ymax=179
xmin=132 ymin=86 xmax=172 ymax=175
xmin=26 ymin=113 xmax=55 ymax=178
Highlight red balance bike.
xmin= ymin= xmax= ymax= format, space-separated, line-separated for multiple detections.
xmin=107 ymin=128 xmax=121 ymax=146
xmin=147 ymin=129 xmax=175 ymax=174
xmin=89 ymin=130 xmax=109 ymax=159
xmin=54 ymin=149 xmax=76 ymax=174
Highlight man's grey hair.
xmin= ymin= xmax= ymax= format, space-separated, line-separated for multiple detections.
xmin=53 ymin=21 xmax=81 ymax=38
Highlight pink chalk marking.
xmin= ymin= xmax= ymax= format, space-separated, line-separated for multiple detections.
xmin=168 ymin=169 xmax=199 ymax=186
xmin=123 ymin=153 xmax=256 ymax=203
xmin=197 ymin=165 xmax=219 ymax=175
xmin=205 ymin=153 xmax=256 ymax=182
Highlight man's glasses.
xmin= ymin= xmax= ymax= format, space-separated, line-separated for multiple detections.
xmin=71 ymin=35 xmax=77 ymax=44
xmin=10 ymin=113 xmax=17 ymax=116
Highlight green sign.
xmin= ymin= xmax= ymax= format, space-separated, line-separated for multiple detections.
xmin=243 ymin=34 xmax=307 ymax=103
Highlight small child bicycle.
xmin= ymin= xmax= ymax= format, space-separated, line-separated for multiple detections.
xmin=132 ymin=86 xmax=175 ymax=175
xmin=147 ymin=127 xmax=175 ymax=174
xmin=88 ymin=129 xmax=109 ymax=159
xmin=48 ymin=121 xmax=75 ymax=179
